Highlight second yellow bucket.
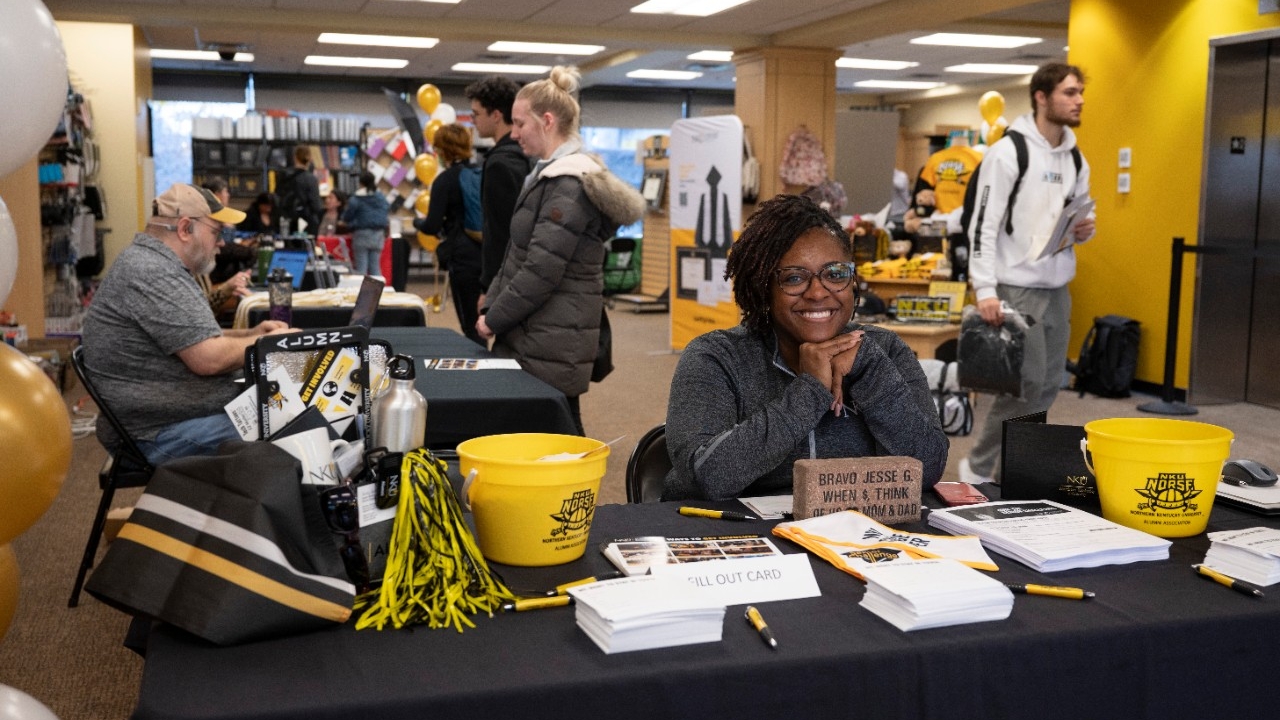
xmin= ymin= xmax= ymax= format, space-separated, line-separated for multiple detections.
xmin=1081 ymin=418 xmax=1233 ymax=538
xmin=457 ymin=433 xmax=608 ymax=566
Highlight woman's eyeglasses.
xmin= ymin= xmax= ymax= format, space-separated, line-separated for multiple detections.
xmin=773 ymin=262 xmax=857 ymax=296
xmin=320 ymin=484 xmax=371 ymax=592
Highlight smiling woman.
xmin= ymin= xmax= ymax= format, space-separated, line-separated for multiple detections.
xmin=662 ymin=194 xmax=949 ymax=501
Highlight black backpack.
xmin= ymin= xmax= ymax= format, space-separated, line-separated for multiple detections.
xmin=276 ymin=167 xmax=306 ymax=223
xmin=960 ymin=130 xmax=1082 ymax=255
xmin=1068 ymin=315 xmax=1140 ymax=398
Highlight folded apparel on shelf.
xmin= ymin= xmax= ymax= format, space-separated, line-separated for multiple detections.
xmin=859 ymin=558 xmax=1014 ymax=631
xmin=927 ymin=500 xmax=1171 ymax=572
xmin=566 ymin=575 xmax=726 ymax=654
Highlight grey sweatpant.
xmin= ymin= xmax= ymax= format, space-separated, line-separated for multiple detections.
xmin=967 ymin=284 xmax=1072 ymax=479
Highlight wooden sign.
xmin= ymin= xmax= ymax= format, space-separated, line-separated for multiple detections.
xmin=895 ymin=295 xmax=950 ymax=323
xmin=792 ymin=456 xmax=923 ymax=524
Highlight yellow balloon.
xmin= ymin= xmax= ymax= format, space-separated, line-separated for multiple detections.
xmin=0 ymin=545 xmax=15 ymax=640
xmin=414 ymin=192 xmax=431 ymax=216
xmin=424 ymin=118 xmax=445 ymax=147
xmin=979 ymin=91 xmax=1005 ymax=126
xmin=987 ymin=122 xmax=1007 ymax=146
xmin=0 ymin=345 xmax=69 ymax=544
xmin=414 ymin=153 xmax=439 ymax=185
xmin=416 ymin=231 xmax=440 ymax=252
xmin=416 ymin=83 xmax=441 ymax=115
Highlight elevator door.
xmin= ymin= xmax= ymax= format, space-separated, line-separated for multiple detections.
xmin=1194 ymin=39 xmax=1280 ymax=409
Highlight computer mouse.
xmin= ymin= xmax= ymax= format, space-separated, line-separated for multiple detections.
xmin=1221 ymin=459 xmax=1279 ymax=487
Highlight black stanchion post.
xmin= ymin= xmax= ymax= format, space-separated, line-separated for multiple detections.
xmin=1138 ymin=236 xmax=1198 ymax=415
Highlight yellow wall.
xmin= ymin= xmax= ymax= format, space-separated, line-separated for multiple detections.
xmin=55 ymin=22 xmax=146 ymax=269
xmin=0 ymin=161 xmax=45 ymax=334
xmin=1069 ymin=0 xmax=1280 ymax=387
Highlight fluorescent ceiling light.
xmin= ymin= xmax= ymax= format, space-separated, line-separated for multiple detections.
xmin=305 ymin=55 xmax=409 ymax=69
xmin=627 ymin=69 xmax=703 ymax=80
xmin=688 ymin=50 xmax=733 ymax=62
xmin=911 ymin=33 xmax=1041 ymax=49
xmin=318 ymin=33 xmax=438 ymax=49
xmin=945 ymin=63 xmax=1038 ymax=74
xmin=488 ymin=41 xmax=605 ymax=56
xmin=854 ymin=79 xmax=946 ymax=90
xmin=150 ymin=49 xmax=254 ymax=62
xmin=631 ymin=0 xmax=753 ymax=18
xmin=452 ymin=62 xmax=550 ymax=74
xmin=836 ymin=58 xmax=919 ymax=70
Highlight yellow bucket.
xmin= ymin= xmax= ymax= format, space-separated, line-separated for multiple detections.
xmin=1081 ymin=418 xmax=1233 ymax=538
xmin=457 ymin=433 xmax=608 ymax=566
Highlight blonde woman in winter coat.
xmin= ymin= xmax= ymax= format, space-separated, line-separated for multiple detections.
xmin=476 ymin=66 xmax=644 ymax=435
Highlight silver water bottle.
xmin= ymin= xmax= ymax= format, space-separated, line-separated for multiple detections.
xmin=372 ymin=354 xmax=427 ymax=454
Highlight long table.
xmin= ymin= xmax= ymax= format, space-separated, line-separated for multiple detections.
xmin=371 ymin=326 xmax=578 ymax=448
xmin=132 ymin=494 xmax=1280 ymax=720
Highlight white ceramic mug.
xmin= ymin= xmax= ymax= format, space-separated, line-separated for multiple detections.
xmin=272 ymin=427 xmax=353 ymax=486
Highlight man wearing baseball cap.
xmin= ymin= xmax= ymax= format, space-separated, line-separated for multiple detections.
xmin=81 ymin=183 xmax=292 ymax=464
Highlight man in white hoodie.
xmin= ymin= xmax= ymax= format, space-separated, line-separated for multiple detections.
xmin=960 ymin=63 xmax=1096 ymax=485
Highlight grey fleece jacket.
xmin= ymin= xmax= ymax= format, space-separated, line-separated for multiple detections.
xmin=484 ymin=151 xmax=645 ymax=396
xmin=662 ymin=323 xmax=949 ymax=500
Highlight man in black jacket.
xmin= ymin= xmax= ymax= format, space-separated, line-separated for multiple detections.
xmin=466 ymin=75 xmax=533 ymax=314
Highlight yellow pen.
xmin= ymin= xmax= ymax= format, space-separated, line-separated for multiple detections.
xmin=545 ymin=571 xmax=626 ymax=596
xmin=679 ymin=507 xmax=759 ymax=521
xmin=744 ymin=605 xmax=777 ymax=649
xmin=1005 ymin=583 xmax=1095 ymax=600
xmin=1193 ymin=564 xmax=1265 ymax=598
xmin=501 ymin=596 xmax=574 ymax=613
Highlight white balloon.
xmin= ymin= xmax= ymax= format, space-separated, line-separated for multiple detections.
xmin=0 ymin=195 xmax=15 ymax=309
xmin=432 ymin=102 xmax=457 ymax=125
xmin=0 ymin=0 xmax=69 ymax=179
xmin=0 ymin=685 xmax=59 ymax=720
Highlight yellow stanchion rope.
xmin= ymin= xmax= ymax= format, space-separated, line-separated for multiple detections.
xmin=354 ymin=448 xmax=514 ymax=632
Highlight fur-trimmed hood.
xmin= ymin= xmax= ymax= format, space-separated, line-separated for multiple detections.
xmin=539 ymin=153 xmax=647 ymax=227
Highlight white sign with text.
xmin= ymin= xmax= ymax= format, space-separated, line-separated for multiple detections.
xmin=649 ymin=553 xmax=821 ymax=606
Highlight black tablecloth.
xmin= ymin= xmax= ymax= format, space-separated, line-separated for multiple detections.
xmin=372 ymin=327 xmax=577 ymax=448
xmin=133 ymin=495 xmax=1280 ymax=720
xmin=246 ymin=306 xmax=425 ymax=329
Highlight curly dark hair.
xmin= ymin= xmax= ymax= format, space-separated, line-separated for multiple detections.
xmin=464 ymin=75 xmax=521 ymax=124
xmin=725 ymin=193 xmax=854 ymax=336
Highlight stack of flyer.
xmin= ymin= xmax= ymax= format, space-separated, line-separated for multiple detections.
xmin=1204 ymin=527 xmax=1280 ymax=586
xmin=566 ymin=575 xmax=726 ymax=654
xmin=927 ymin=500 xmax=1171 ymax=572
xmin=860 ymin=559 xmax=1014 ymax=631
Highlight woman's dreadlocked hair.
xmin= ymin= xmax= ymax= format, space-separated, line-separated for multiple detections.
xmin=725 ymin=194 xmax=853 ymax=337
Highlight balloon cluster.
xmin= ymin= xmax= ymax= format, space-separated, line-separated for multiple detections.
xmin=979 ymin=91 xmax=1009 ymax=147
xmin=413 ymin=82 xmax=456 ymax=249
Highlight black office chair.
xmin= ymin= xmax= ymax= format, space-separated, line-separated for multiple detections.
xmin=625 ymin=424 xmax=670 ymax=503
xmin=68 ymin=346 xmax=156 ymax=608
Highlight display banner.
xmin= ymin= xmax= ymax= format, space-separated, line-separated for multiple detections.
xmin=668 ymin=116 xmax=743 ymax=350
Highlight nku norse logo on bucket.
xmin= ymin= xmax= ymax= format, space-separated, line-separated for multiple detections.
xmin=1134 ymin=473 xmax=1202 ymax=513
xmin=550 ymin=489 xmax=596 ymax=537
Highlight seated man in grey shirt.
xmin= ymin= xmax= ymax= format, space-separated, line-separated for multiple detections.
xmin=81 ymin=183 xmax=292 ymax=465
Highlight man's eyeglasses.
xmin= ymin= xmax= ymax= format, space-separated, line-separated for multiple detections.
xmin=773 ymin=262 xmax=857 ymax=296
xmin=188 ymin=217 xmax=223 ymax=237
xmin=320 ymin=484 xmax=372 ymax=593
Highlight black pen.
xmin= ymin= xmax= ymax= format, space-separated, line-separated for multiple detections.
xmin=744 ymin=605 xmax=777 ymax=649
xmin=679 ymin=507 xmax=759 ymax=521
xmin=1193 ymin=564 xmax=1265 ymax=598
xmin=501 ymin=596 xmax=574 ymax=612
xmin=545 ymin=571 xmax=626 ymax=596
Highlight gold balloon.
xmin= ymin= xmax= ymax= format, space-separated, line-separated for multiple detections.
xmin=0 ymin=345 xmax=69 ymax=544
xmin=414 ymin=192 xmax=431 ymax=216
xmin=0 ymin=545 xmax=15 ymax=640
xmin=416 ymin=83 xmax=441 ymax=115
xmin=987 ymin=122 xmax=1007 ymax=146
xmin=414 ymin=153 xmax=439 ymax=185
xmin=979 ymin=91 xmax=1005 ymax=126
xmin=416 ymin=231 xmax=440 ymax=252
xmin=424 ymin=119 xmax=444 ymax=147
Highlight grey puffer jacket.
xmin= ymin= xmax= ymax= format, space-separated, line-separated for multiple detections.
xmin=483 ymin=152 xmax=645 ymax=396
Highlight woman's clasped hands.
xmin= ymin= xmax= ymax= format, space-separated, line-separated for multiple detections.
xmin=798 ymin=329 xmax=864 ymax=417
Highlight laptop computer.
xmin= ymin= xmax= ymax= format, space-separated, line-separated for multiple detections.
xmin=348 ymin=275 xmax=384 ymax=328
xmin=265 ymin=249 xmax=310 ymax=289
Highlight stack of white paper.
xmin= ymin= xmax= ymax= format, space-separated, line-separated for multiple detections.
xmin=566 ymin=575 xmax=726 ymax=654
xmin=927 ymin=500 xmax=1171 ymax=572
xmin=1204 ymin=527 xmax=1280 ymax=586
xmin=859 ymin=559 xmax=1013 ymax=631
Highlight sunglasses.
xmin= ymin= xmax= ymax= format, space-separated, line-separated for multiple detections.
xmin=320 ymin=484 xmax=371 ymax=592
xmin=773 ymin=262 xmax=857 ymax=296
